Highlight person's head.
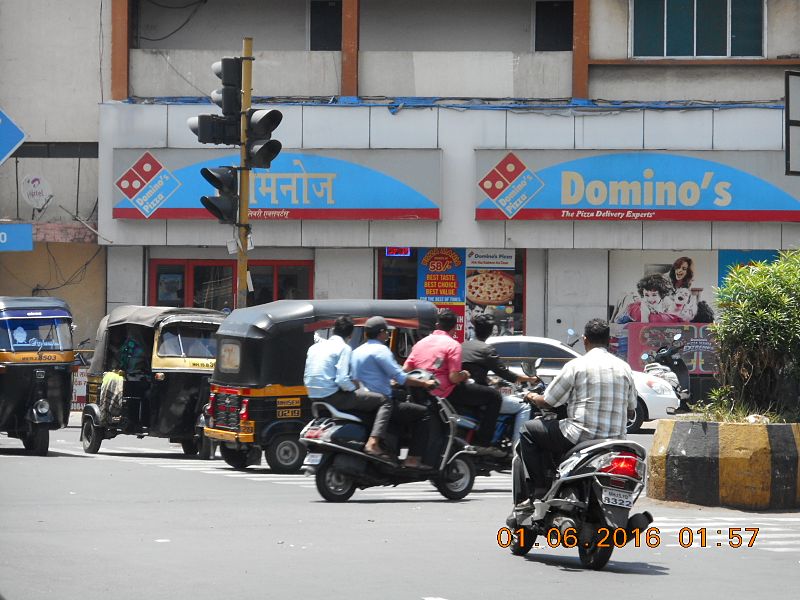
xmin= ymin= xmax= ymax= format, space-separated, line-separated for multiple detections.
xmin=669 ymin=257 xmax=694 ymax=287
xmin=333 ymin=315 xmax=354 ymax=340
xmin=364 ymin=316 xmax=389 ymax=341
xmin=471 ymin=313 xmax=495 ymax=341
xmin=436 ymin=309 xmax=458 ymax=333
xmin=583 ymin=318 xmax=610 ymax=349
xmin=636 ymin=273 xmax=673 ymax=305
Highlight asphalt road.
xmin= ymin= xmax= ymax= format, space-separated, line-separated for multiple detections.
xmin=1 ymin=419 xmax=799 ymax=600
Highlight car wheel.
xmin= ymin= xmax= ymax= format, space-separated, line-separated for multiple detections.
xmin=627 ymin=398 xmax=646 ymax=434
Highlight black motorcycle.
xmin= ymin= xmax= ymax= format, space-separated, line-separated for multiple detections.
xmin=641 ymin=332 xmax=692 ymax=412
xmin=505 ymin=411 xmax=653 ymax=570
xmin=299 ymin=371 xmax=476 ymax=502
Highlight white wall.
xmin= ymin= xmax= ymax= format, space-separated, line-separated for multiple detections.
xmin=313 ymin=249 xmax=374 ymax=299
xmin=106 ymin=245 xmax=145 ymax=311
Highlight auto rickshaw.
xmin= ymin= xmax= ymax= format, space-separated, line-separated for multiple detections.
xmin=0 ymin=296 xmax=75 ymax=456
xmin=80 ymin=305 xmax=225 ymax=457
xmin=204 ymin=299 xmax=438 ymax=473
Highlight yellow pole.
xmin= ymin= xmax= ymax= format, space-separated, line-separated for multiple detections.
xmin=237 ymin=37 xmax=253 ymax=309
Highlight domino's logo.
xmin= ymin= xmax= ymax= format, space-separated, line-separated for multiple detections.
xmin=115 ymin=152 xmax=181 ymax=218
xmin=478 ymin=152 xmax=544 ymax=219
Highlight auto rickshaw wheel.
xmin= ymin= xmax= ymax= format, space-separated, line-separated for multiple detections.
xmin=22 ymin=424 xmax=49 ymax=456
xmin=265 ymin=435 xmax=306 ymax=473
xmin=220 ymin=445 xmax=249 ymax=470
xmin=81 ymin=418 xmax=104 ymax=454
xmin=315 ymin=460 xmax=356 ymax=502
xmin=181 ymin=439 xmax=199 ymax=456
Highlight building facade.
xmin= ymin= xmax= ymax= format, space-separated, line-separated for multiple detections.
xmin=3 ymin=0 xmax=800 ymax=385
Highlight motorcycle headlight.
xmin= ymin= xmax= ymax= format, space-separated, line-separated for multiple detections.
xmin=35 ymin=400 xmax=50 ymax=415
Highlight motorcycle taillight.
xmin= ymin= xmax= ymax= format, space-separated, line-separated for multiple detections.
xmin=239 ymin=397 xmax=250 ymax=421
xmin=599 ymin=452 xmax=643 ymax=479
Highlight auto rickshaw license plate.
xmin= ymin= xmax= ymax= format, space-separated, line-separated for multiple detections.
xmin=303 ymin=453 xmax=322 ymax=466
xmin=240 ymin=420 xmax=255 ymax=435
xmin=277 ymin=408 xmax=301 ymax=418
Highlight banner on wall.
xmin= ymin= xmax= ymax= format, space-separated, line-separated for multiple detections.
xmin=112 ymin=149 xmax=441 ymax=221
xmin=627 ymin=323 xmax=717 ymax=375
xmin=417 ymin=248 xmax=466 ymax=341
xmin=475 ymin=150 xmax=800 ymax=221
xmin=608 ymin=252 xmax=717 ymax=366
xmin=717 ymin=250 xmax=780 ymax=287
xmin=465 ymin=248 xmax=517 ymax=339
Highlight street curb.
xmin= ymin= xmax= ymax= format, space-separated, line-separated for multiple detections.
xmin=648 ymin=420 xmax=800 ymax=510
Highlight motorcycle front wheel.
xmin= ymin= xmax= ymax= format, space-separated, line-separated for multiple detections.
xmin=510 ymin=526 xmax=536 ymax=556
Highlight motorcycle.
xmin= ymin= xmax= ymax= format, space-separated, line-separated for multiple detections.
xmin=641 ymin=332 xmax=691 ymax=412
xmin=299 ymin=370 xmax=477 ymax=502
xmin=455 ymin=359 xmax=545 ymax=476
xmin=505 ymin=410 xmax=653 ymax=570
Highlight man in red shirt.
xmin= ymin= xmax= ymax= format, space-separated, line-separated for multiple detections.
xmin=404 ymin=309 xmax=504 ymax=456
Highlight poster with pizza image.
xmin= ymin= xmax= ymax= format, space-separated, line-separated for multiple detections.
xmin=465 ymin=249 xmax=517 ymax=340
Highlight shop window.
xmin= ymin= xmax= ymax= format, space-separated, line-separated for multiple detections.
xmin=380 ymin=249 xmax=419 ymax=300
xmin=310 ymin=0 xmax=342 ymax=51
xmin=632 ymin=0 xmax=764 ymax=58
xmin=150 ymin=260 xmax=313 ymax=309
xmin=534 ymin=1 xmax=574 ymax=52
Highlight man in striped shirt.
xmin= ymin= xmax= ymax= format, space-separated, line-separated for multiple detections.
xmin=518 ymin=318 xmax=637 ymax=502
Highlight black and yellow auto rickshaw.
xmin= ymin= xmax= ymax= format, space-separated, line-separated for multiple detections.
xmin=80 ymin=305 xmax=225 ymax=458
xmin=204 ymin=299 xmax=438 ymax=472
xmin=0 ymin=296 xmax=75 ymax=456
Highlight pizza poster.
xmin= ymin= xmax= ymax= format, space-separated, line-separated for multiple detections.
xmin=417 ymin=248 xmax=466 ymax=303
xmin=465 ymin=248 xmax=517 ymax=339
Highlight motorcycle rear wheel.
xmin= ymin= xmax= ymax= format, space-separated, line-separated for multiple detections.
xmin=510 ymin=526 xmax=536 ymax=556
xmin=435 ymin=455 xmax=475 ymax=500
xmin=578 ymin=538 xmax=614 ymax=570
xmin=315 ymin=461 xmax=356 ymax=502
xmin=220 ymin=445 xmax=249 ymax=470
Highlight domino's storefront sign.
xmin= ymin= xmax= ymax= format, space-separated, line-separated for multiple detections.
xmin=0 ymin=223 xmax=33 ymax=252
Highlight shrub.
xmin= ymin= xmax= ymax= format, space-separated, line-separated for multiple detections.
xmin=711 ymin=250 xmax=800 ymax=420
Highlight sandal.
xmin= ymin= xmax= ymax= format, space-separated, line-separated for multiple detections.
xmin=364 ymin=446 xmax=395 ymax=462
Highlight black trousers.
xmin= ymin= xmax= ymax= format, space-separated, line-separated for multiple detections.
xmin=519 ymin=418 xmax=574 ymax=496
xmin=448 ymin=382 xmax=503 ymax=446
xmin=391 ymin=400 xmax=438 ymax=465
xmin=320 ymin=389 xmax=393 ymax=440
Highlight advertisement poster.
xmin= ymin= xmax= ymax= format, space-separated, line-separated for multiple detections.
xmin=464 ymin=249 xmax=517 ymax=339
xmin=627 ymin=323 xmax=718 ymax=375
xmin=608 ymin=251 xmax=718 ymax=368
xmin=417 ymin=248 xmax=466 ymax=341
xmin=717 ymin=250 xmax=779 ymax=287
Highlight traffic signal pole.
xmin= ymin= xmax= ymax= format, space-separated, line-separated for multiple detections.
xmin=237 ymin=37 xmax=254 ymax=309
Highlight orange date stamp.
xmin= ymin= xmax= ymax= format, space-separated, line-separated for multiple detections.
xmin=497 ymin=526 xmax=759 ymax=549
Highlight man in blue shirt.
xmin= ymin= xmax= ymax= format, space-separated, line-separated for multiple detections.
xmin=351 ymin=316 xmax=438 ymax=468
xmin=304 ymin=316 xmax=392 ymax=458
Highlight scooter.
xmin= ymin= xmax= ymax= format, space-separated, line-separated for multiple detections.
xmin=455 ymin=359 xmax=545 ymax=476
xmin=641 ymin=332 xmax=692 ymax=412
xmin=505 ymin=411 xmax=653 ymax=570
xmin=299 ymin=370 xmax=477 ymax=502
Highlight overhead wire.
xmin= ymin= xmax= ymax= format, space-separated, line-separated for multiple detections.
xmin=139 ymin=0 xmax=206 ymax=42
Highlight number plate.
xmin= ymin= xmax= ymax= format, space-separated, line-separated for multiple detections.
xmin=303 ymin=453 xmax=323 ymax=466
xmin=601 ymin=487 xmax=633 ymax=508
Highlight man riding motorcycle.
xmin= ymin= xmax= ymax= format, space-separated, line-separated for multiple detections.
xmin=516 ymin=318 xmax=637 ymax=507
xmin=461 ymin=313 xmax=539 ymax=445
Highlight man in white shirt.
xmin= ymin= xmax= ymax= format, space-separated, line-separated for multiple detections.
xmin=518 ymin=318 xmax=637 ymax=503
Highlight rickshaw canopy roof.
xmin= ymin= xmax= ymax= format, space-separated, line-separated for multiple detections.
xmin=0 ymin=296 xmax=72 ymax=317
xmin=217 ymin=299 xmax=439 ymax=340
xmin=105 ymin=305 xmax=225 ymax=329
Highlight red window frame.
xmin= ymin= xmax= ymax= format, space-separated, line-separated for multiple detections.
xmin=148 ymin=259 xmax=314 ymax=307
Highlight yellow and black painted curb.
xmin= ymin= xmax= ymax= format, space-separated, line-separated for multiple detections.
xmin=648 ymin=420 xmax=800 ymax=510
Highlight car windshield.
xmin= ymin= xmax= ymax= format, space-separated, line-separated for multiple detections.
xmin=157 ymin=324 xmax=217 ymax=358
xmin=0 ymin=317 xmax=73 ymax=352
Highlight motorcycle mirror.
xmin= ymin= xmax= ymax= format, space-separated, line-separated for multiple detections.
xmin=673 ymin=333 xmax=682 ymax=342
xmin=641 ymin=353 xmax=649 ymax=361
xmin=567 ymin=328 xmax=575 ymax=336
xmin=521 ymin=359 xmax=541 ymax=377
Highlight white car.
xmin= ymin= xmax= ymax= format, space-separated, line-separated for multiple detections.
xmin=486 ymin=335 xmax=678 ymax=434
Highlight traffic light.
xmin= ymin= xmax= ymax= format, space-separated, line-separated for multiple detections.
xmin=211 ymin=57 xmax=242 ymax=118
xmin=187 ymin=57 xmax=242 ymax=147
xmin=200 ymin=167 xmax=239 ymax=224
xmin=245 ymin=109 xmax=282 ymax=169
